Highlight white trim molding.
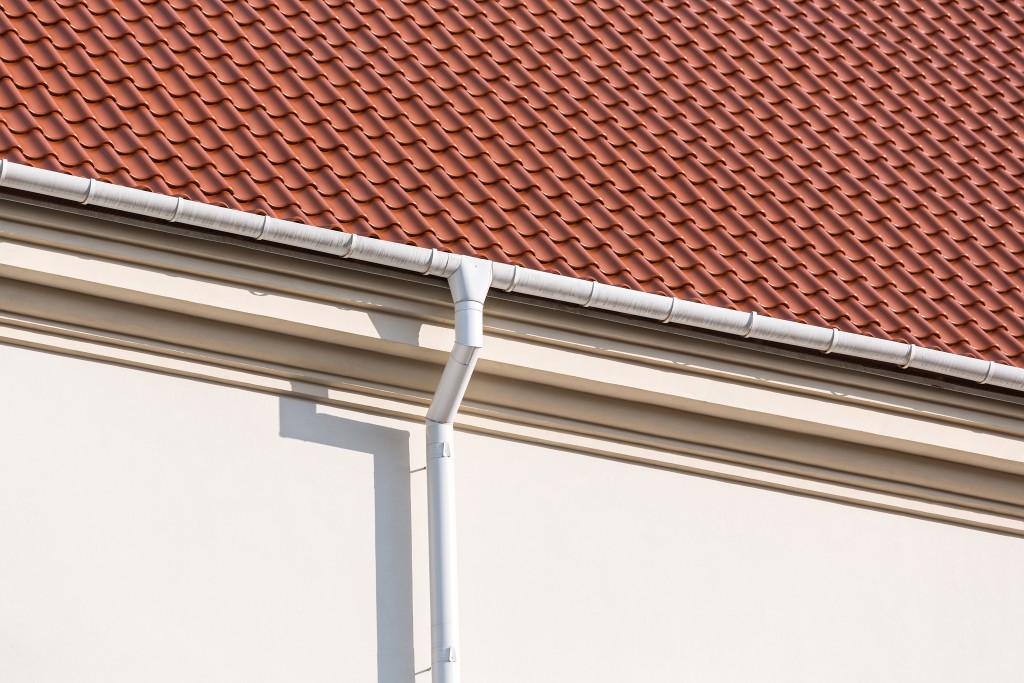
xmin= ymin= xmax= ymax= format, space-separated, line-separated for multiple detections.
xmin=1 ymin=198 xmax=1023 ymax=536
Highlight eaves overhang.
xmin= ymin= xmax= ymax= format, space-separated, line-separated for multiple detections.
xmin=1 ymin=159 xmax=1023 ymax=395
xmin=3 ymin=192 xmax=1024 ymax=536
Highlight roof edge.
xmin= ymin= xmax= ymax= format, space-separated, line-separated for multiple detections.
xmin=1 ymin=159 xmax=1021 ymax=393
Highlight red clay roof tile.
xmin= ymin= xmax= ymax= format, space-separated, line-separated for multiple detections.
xmin=0 ymin=0 xmax=1022 ymax=366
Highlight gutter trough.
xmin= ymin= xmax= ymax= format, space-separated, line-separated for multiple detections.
xmin=1 ymin=160 xmax=1020 ymax=392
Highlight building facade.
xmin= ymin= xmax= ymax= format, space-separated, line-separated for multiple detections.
xmin=2 ymin=191 xmax=1022 ymax=682
xmin=1 ymin=0 xmax=1024 ymax=680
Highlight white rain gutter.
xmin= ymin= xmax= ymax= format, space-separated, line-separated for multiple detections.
xmin=2 ymin=160 xmax=1024 ymax=676
xmin=1 ymin=161 xmax=1020 ymax=392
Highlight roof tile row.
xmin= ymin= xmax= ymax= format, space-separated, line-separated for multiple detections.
xmin=0 ymin=0 xmax=1022 ymax=364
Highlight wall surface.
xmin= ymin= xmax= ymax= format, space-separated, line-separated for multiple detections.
xmin=3 ymin=201 xmax=1023 ymax=682
xmin=3 ymin=341 xmax=1023 ymax=683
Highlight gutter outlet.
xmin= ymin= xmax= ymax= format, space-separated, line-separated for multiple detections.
xmin=425 ymin=256 xmax=492 ymax=683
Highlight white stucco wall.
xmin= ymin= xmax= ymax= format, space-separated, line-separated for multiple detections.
xmin=2 ymin=341 xmax=1022 ymax=682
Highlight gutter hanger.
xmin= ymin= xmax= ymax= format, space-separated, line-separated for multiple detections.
xmin=0 ymin=159 xmax=1021 ymax=395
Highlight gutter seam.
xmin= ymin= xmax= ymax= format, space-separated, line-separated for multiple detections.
xmin=0 ymin=160 xmax=1020 ymax=393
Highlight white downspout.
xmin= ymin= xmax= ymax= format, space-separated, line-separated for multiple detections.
xmin=425 ymin=256 xmax=492 ymax=683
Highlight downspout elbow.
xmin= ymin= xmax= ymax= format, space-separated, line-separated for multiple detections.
xmin=426 ymin=257 xmax=492 ymax=424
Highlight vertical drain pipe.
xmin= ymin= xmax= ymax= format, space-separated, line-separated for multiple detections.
xmin=425 ymin=256 xmax=492 ymax=683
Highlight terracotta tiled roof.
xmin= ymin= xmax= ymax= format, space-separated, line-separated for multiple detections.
xmin=1 ymin=0 xmax=1023 ymax=365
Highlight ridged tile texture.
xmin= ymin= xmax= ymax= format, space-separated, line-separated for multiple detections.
xmin=1 ymin=0 xmax=1023 ymax=364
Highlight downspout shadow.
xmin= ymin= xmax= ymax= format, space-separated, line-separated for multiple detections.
xmin=279 ymin=386 xmax=415 ymax=683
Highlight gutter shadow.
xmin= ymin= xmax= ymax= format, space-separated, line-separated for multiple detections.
xmin=279 ymin=387 xmax=415 ymax=683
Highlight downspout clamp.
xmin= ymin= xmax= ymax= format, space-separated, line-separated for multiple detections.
xmin=425 ymin=256 xmax=492 ymax=683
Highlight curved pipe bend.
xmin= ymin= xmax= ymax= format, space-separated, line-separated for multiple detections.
xmin=426 ymin=256 xmax=492 ymax=683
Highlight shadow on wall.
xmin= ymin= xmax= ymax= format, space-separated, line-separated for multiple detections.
xmin=279 ymin=385 xmax=415 ymax=683
xmin=367 ymin=309 xmax=423 ymax=347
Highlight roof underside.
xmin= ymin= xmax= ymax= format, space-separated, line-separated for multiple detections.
xmin=1 ymin=0 xmax=1022 ymax=364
